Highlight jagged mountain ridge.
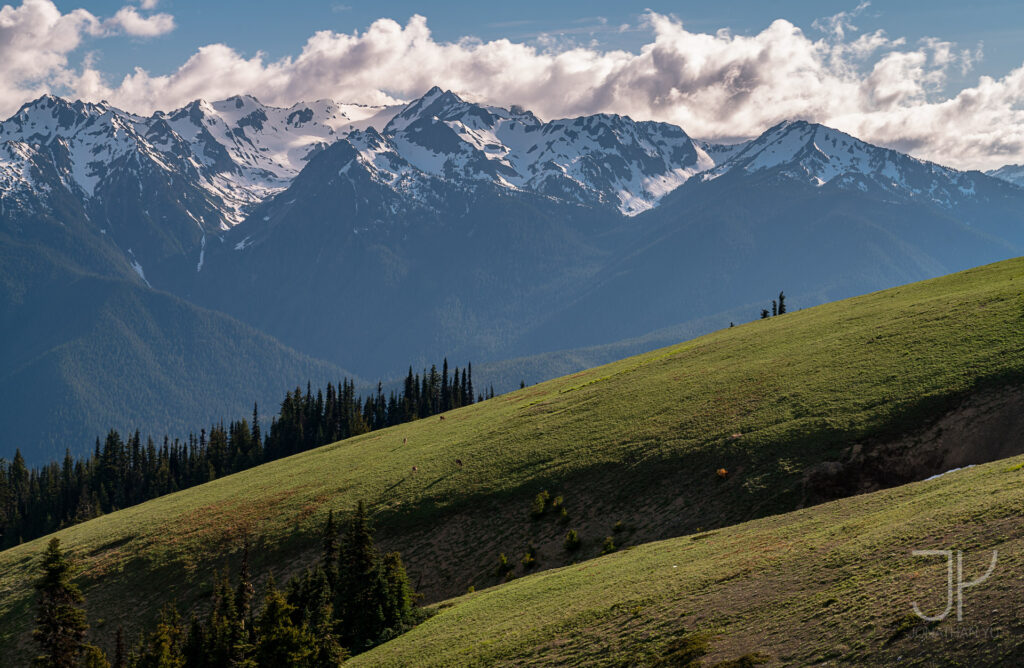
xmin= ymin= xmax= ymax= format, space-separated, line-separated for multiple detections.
xmin=376 ymin=86 xmax=715 ymax=214
xmin=987 ymin=163 xmax=1024 ymax=188
xmin=0 ymin=94 xmax=397 ymax=226
xmin=3 ymin=88 xmax=1010 ymax=279
xmin=705 ymin=120 xmax=990 ymax=207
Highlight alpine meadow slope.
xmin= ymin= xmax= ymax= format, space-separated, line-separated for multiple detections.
xmin=354 ymin=454 xmax=1024 ymax=666
xmin=1 ymin=256 xmax=1023 ymax=661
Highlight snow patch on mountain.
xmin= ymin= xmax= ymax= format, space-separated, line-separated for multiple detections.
xmin=127 ymin=249 xmax=151 ymax=287
xmin=197 ymin=234 xmax=206 ymax=272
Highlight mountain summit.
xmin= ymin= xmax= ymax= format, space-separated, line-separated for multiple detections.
xmin=378 ymin=87 xmax=713 ymax=214
xmin=705 ymin=120 xmax=985 ymax=207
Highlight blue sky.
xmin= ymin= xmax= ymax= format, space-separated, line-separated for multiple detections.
xmin=5 ymin=1 xmax=1024 ymax=169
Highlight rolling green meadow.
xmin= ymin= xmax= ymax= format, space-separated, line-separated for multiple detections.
xmin=2 ymin=256 xmax=1024 ymax=663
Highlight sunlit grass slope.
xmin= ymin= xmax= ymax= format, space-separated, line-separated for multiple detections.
xmin=1 ymin=257 xmax=1023 ymax=658
xmin=355 ymin=455 xmax=1024 ymax=666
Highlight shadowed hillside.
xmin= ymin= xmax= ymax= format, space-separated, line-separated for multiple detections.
xmin=1 ymin=257 xmax=1022 ymax=660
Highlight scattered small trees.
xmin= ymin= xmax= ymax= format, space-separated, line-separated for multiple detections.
xmin=759 ymin=291 xmax=789 ymax=321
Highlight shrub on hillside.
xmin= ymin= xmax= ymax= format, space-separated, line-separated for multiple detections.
xmin=564 ymin=530 xmax=581 ymax=552
xmin=495 ymin=553 xmax=513 ymax=578
xmin=530 ymin=490 xmax=551 ymax=518
xmin=521 ymin=546 xmax=538 ymax=570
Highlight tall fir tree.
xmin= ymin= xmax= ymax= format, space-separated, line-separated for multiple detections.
xmin=255 ymin=577 xmax=311 ymax=667
xmin=32 ymin=537 xmax=88 ymax=668
xmin=113 ymin=626 xmax=127 ymax=668
xmin=135 ymin=604 xmax=185 ymax=668
xmin=322 ymin=510 xmax=340 ymax=592
xmin=336 ymin=501 xmax=385 ymax=651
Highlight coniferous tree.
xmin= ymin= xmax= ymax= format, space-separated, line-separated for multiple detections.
xmin=235 ymin=540 xmax=256 ymax=653
xmin=336 ymin=501 xmax=384 ymax=650
xmin=321 ymin=510 xmax=340 ymax=592
xmin=113 ymin=626 xmax=127 ymax=668
xmin=440 ymin=359 xmax=450 ymax=412
xmin=772 ymin=300 xmax=777 ymax=316
xmin=80 ymin=645 xmax=109 ymax=668
xmin=255 ymin=577 xmax=311 ymax=667
xmin=778 ymin=291 xmax=787 ymax=315
xmin=204 ymin=569 xmax=242 ymax=666
xmin=760 ymin=309 xmax=770 ymax=319
xmin=135 ymin=605 xmax=185 ymax=668
xmin=182 ymin=616 xmax=206 ymax=668
xmin=33 ymin=537 xmax=88 ymax=668
xmin=380 ymin=552 xmax=414 ymax=632
xmin=251 ymin=403 xmax=261 ymax=451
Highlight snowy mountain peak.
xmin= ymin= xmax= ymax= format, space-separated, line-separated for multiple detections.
xmin=986 ymin=164 xmax=1024 ymax=188
xmin=0 ymin=93 xmax=401 ymax=230
xmin=376 ymin=88 xmax=711 ymax=214
xmin=705 ymin=119 xmax=981 ymax=208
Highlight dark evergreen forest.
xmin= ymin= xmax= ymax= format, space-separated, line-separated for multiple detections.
xmin=0 ymin=360 xmax=490 ymax=549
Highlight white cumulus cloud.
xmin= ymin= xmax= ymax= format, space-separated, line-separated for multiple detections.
xmin=0 ymin=0 xmax=174 ymax=113
xmin=107 ymin=6 xmax=174 ymax=37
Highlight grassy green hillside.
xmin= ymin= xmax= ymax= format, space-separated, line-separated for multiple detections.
xmin=1 ymin=257 xmax=1023 ymax=660
xmin=354 ymin=454 xmax=1024 ymax=666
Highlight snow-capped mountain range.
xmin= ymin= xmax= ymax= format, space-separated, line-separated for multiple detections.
xmin=2 ymin=86 xmax=1014 ymax=233
xmin=367 ymin=86 xmax=714 ymax=214
xmin=0 ymin=94 xmax=398 ymax=227
xmin=1 ymin=85 xmax=1021 ymax=288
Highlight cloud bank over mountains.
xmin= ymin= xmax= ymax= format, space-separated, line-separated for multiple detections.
xmin=2 ymin=0 xmax=1024 ymax=170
